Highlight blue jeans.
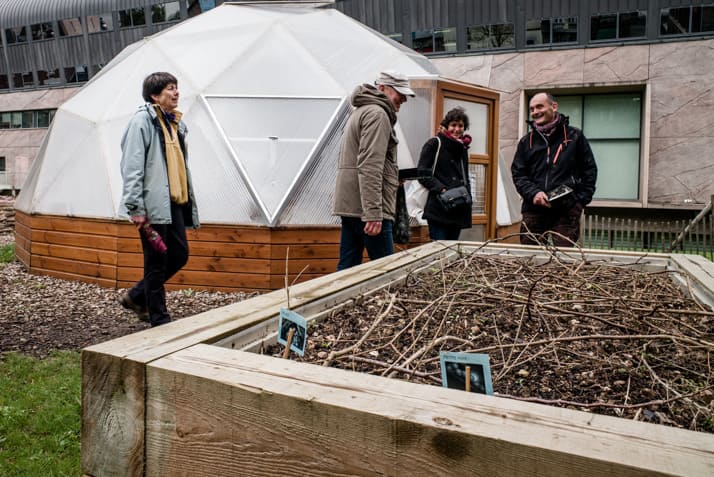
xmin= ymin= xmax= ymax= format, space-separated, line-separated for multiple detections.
xmin=428 ymin=221 xmax=462 ymax=241
xmin=337 ymin=217 xmax=394 ymax=271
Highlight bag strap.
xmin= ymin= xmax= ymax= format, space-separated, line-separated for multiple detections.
xmin=431 ymin=136 xmax=441 ymax=175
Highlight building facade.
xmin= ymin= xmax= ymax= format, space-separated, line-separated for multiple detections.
xmin=1 ymin=0 xmax=712 ymax=216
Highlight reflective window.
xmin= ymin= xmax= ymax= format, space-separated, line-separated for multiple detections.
xmin=58 ymin=18 xmax=82 ymax=37
xmin=387 ymin=33 xmax=403 ymax=44
xmin=87 ymin=13 xmax=114 ymax=33
xmin=0 ymin=157 xmax=4 ymax=171
xmin=0 ymin=75 xmax=8 ymax=90
xmin=591 ymin=11 xmax=646 ymax=41
xmin=547 ymin=93 xmax=643 ymax=201
xmin=119 ymin=8 xmax=146 ymax=28
xmin=526 ymin=17 xmax=577 ymax=46
xmin=64 ymin=65 xmax=89 ymax=84
xmin=412 ymin=27 xmax=456 ymax=54
xmin=661 ymin=6 xmax=714 ymax=36
xmin=188 ymin=0 xmax=216 ymax=17
xmin=38 ymin=69 xmax=62 ymax=86
xmin=0 ymin=109 xmax=56 ymax=129
xmin=5 ymin=27 xmax=27 ymax=44
xmin=467 ymin=23 xmax=514 ymax=50
xmin=152 ymin=2 xmax=181 ymax=24
xmin=31 ymin=22 xmax=55 ymax=41
xmin=12 ymin=72 xmax=34 ymax=89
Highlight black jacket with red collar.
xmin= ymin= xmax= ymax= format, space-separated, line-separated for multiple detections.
xmin=511 ymin=114 xmax=598 ymax=213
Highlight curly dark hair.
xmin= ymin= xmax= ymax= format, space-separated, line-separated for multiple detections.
xmin=142 ymin=72 xmax=178 ymax=103
xmin=440 ymin=107 xmax=470 ymax=130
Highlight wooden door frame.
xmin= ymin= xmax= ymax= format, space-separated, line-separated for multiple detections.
xmin=434 ymin=79 xmax=500 ymax=239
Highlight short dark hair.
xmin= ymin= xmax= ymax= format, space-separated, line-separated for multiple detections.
xmin=142 ymin=72 xmax=177 ymax=103
xmin=440 ymin=107 xmax=470 ymax=130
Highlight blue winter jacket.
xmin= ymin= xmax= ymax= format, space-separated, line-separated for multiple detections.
xmin=120 ymin=104 xmax=199 ymax=227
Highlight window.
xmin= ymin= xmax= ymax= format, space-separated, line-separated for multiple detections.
xmin=152 ymin=2 xmax=181 ymax=24
xmin=412 ymin=27 xmax=456 ymax=54
xmin=467 ymin=23 xmax=514 ymax=50
xmin=31 ymin=22 xmax=55 ymax=41
xmin=37 ymin=68 xmax=62 ymax=86
xmin=0 ymin=109 xmax=56 ymax=129
xmin=526 ymin=17 xmax=577 ymax=46
xmin=591 ymin=11 xmax=647 ymax=41
xmin=64 ymin=65 xmax=88 ymax=84
xmin=0 ymin=157 xmax=5 ymax=172
xmin=661 ymin=5 xmax=714 ymax=36
xmin=552 ymin=93 xmax=642 ymax=201
xmin=188 ymin=0 xmax=215 ymax=17
xmin=87 ymin=13 xmax=114 ymax=33
xmin=12 ymin=72 xmax=34 ymax=89
xmin=119 ymin=8 xmax=146 ymax=28
xmin=0 ymin=75 xmax=8 ymax=90
xmin=5 ymin=26 xmax=27 ymax=44
xmin=58 ymin=17 xmax=82 ymax=37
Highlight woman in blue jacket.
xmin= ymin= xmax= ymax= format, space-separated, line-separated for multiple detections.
xmin=119 ymin=72 xmax=199 ymax=327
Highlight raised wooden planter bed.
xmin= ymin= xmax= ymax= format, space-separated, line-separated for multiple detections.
xmin=82 ymin=242 xmax=714 ymax=476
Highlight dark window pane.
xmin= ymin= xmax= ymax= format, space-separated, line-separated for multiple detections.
xmin=412 ymin=30 xmax=433 ymax=53
xmin=660 ymin=7 xmax=690 ymax=35
xmin=434 ymin=27 xmax=456 ymax=52
xmin=87 ymin=14 xmax=113 ymax=33
xmin=591 ymin=14 xmax=617 ymax=40
xmin=64 ymin=66 xmax=88 ymax=84
xmin=31 ymin=22 xmax=55 ymax=41
xmin=552 ymin=17 xmax=577 ymax=43
xmin=695 ymin=6 xmax=714 ymax=33
xmin=619 ymin=11 xmax=647 ymax=38
xmin=491 ymin=23 xmax=514 ymax=48
xmin=119 ymin=10 xmax=132 ymax=27
xmin=0 ymin=113 xmax=10 ymax=129
xmin=11 ymin=112 xmax=22 ymax=128
xmin=22 ymin=111 xmax=33 ymax=128
xmin=467 ymin=26 xmax=489 ymax=50
xmin=526 ymin=19 xmax=550 ymax=45
xmin=37 ymin=111 xmax=50 ymax=128
xmin=131 ymin=8 xmax=146 ymax=26
xmin=0 ymin=157 xmax=5 ymax=171
xmin=188 ymin=0 xmax=215 ymax=17
xmin=37 ymin=68 xmax=61 ymax=86
xmin=0 ymin=75 xmax=8 ymax=90
xmin=152 ymin=4 xmax=167 ymax=23
xmin=5 ymin=26 xmax=27 ymax=44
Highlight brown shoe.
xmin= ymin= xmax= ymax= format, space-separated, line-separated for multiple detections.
xmin=119 ymin=291 xmax=149 ymax=322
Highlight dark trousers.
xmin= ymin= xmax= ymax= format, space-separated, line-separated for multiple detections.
xmin=337 ymin=217 xmax=394 ymax=271
xmin=520 ymin=203 xmax=583 ymax=247
xmin=427 ymin=221 xmax=462 ymax=241
xmin=127 ymin=202 xmax=189 ymax=326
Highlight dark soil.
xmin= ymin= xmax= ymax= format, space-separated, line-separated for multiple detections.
xmin=269 ymin=249 xmax=714 ymax=433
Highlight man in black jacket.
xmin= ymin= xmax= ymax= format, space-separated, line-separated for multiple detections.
xmin=511 ymin=92 xmax=597 ymax=246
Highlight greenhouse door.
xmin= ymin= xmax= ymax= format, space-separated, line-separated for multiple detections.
xmin=434 ymin=81 xmax=499 ymax=240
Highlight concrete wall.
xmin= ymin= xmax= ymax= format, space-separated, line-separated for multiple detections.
xmin=432 ymin=38 xmax=714 ymax=209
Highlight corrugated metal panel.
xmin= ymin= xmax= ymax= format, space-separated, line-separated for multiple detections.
xmin=525 ymin=0 xmax=579 ymax=19
xmin=463 ymin=0 xmax=513 ymax=26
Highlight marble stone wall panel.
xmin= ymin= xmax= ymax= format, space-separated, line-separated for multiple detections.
xmin=650 ymin=76 xmax=714 ymax=138
xmin=432 ymin=55 xmax=493 ymax=87
xmin=497 ymin=90 xmax=521 ymax=145
xmin=648 ymin=137 xmax=714 ymax=205
xmin=488 ymin=53 xmax=524 ymax=94
xmin=583 ymin=45 xmax=649 ymax=83
xmin=0 ymin=87 xmax=80 ymax=111
xmin=649 ymin=38 xmax=714 ymax=79
xmin=524 ymin=49 xmax=584 ymax=88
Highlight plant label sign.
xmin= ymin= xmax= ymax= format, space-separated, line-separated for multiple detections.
xmin=439 ymin=352 xmax=493 ymax=395
xmin=277 ymin=308 xmax=307 ymax=357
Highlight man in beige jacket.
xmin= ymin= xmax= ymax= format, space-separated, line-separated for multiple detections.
xmin=333 ymin=71 xmax=415 ymax=270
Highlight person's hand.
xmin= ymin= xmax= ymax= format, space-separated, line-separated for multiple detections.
xmin=533 ymin=191 xmax=551 ymax=208
xmin=130 ymin=215 xmax=148 ymax=228
xmin=364 ymin=220 xmax=382 ymax=236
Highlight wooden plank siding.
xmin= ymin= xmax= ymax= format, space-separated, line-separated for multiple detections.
xmin=14 ymin=212 xmax=433 ymax=291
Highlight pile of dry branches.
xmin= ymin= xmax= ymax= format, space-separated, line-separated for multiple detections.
xmin=285 ymin=248 xmax=714 ymax=432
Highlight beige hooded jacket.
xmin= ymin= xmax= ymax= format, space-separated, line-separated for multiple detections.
xmin=333 ymin=84 xmax=399 ymax=222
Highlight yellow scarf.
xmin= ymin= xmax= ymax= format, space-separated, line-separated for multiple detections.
xmin=154 ymin=105 xmax=188 ymax=205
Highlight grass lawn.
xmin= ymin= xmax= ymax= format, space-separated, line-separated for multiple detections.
xmin=0 ymin=243 xmax=14 ymax=263
xmin=0 ymin=351 xmax=81 ymax=477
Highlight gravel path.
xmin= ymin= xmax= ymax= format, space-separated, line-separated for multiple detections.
xmin=0 ymin=234 xmax=256 ymax=358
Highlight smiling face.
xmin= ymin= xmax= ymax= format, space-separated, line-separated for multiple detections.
xmin=151 ymin=83 xmax=179 ymax=113
xmin=446 ymin=120 xmax=465 ymax=139
xmin=529 ymin=93 xmax=558 ymax=127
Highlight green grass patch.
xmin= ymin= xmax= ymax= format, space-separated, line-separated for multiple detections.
xmin=0 ymin=243 xmax=14 ymax=264
xmin=0 ymin=351 xmax=81 ymax=477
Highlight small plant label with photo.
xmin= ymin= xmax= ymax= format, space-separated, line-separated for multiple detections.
xmin=277 ymin=308 xmax=307 ymax=357
xmin=439 ymin=352 xmax=493 ymax=395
